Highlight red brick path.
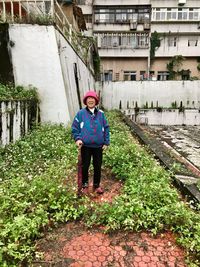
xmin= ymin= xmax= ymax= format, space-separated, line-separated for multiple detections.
xmin=60 ymin=230 xmax=186 ymax=267
xmin=35 ymin=222 xmax=186 ymax=267
xmin=33 ymin=174 xmax=187 ymax=267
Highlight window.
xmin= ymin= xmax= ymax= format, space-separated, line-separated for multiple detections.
xmin=149 ymin=71 xmax=155 ymax=80
xmin=157 ymin=71 xmax=169 ymax=81
xmin=155 ymin=8 xmax=166 ymax=20
xmin=138 ymin=35 xmax=149 ymax=48
xmin=178 ymin=8 xmax=188 ymax=20
xmin=84 ymin=15 xmax=92 ymax=23
xmin=167 ymin=8 xmax=177 ymax=20
xmin=153 ymin=8 xmax=200 ymax=21
xmin=76 ymin=0 xmax=86 ymax=4
xmin=104 ymin=70 xmax=113 ymax=81
xmin=100 ymin=33 xmax=149 ymax=49
xmin=101 ymin=36 xmax=119 ymax=47
xmin=168 ymin=37 xmax=177 ymax=47
xmin=181 ymin=70 xmax=190 ymax=80
xmin=94 ymin=7 xmax=150 ymax=24
xmin=140 ymin=71 xmax=147 ymax=80
xmin=188 ymin=39 xmax=198 ymax=46
xmin=124 ymin=71 xmax=136 ymax=81
xmin=115 ymin=73 xmax=120 ymax=81
xmin=189 ymin=8 xmax=199 ymax=20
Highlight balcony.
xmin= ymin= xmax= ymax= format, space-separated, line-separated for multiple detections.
xmin=151 ymin=8 xmax=200 ymax=22
xmin=95 ymin=33 xmax=149 ymax=57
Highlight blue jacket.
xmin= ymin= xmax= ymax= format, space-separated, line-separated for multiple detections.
xmin=71 ymin=107 xmax=110 ymax=148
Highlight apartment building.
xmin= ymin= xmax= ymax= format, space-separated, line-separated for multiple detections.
xmin=77 ymin=0 xmax=200 ymax=81
xmin=151 ymin=0 xmax=200 ymax=81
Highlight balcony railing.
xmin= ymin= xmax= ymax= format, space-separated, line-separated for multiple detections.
xmin=0 ymin=0 xmax=54 ymax=22
xmin=95 ymin=33 xmax=149 ymax=49
xmin=0 ymin=0 xmax=94 ymax=65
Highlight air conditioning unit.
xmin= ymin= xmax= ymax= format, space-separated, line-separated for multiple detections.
xmin=130 ymin=22 xmax=137 ymax=30
xmin=178 ymin=0 xmax=186 ymax=6
xmin=113 ymin=42 xmax=118 ymax=47
xmin=144 ymin=23 xmax=150 ymax=30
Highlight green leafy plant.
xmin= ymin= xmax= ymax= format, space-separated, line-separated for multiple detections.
xmin=0 ymin=83 xmax=38 ymax=101
xmin=171 ymin=101 xmax=177 ymax=109
xmin=1 ymin=111 xmax=200 ymax=266
xmin=150 ymin=31 xmax=161 ymax=60
xmin=167 ymin=55 xmax=185 ymax=80
xmin=87 ymin=111 xmax=200 ymax=265
xmin=0 ymin=124 xmax=88 ymax=265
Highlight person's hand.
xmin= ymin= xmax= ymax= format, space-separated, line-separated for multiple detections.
xmin=76 ymin=140 xmax=83 ymax=149
xmin=102 ymin=145 xmax=108 ymax=151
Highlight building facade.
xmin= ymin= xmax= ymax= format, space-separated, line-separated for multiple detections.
xmin=77 ymin=0 xmax=200 ymax=81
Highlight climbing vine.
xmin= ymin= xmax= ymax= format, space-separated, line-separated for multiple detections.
xmin=197 ymin=57 xmax=200 ymax=72
xmin=166 ymin=55 xmax=185 ymax=80
xmin=150 ymin=31 xmax=161 ymax=60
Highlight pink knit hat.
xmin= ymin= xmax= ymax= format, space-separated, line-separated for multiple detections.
xmin=83 ymin=91 xmax=99 ymax=105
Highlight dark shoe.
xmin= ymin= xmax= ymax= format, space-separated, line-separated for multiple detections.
xmin=94 ymin=187 xmax=104 ymax=194
xmin=82 ymin=187 xmax=89 ymax=194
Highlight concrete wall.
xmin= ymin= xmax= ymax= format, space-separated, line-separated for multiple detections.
xmin=8 ymin=24 xmax=95 ymax=125
xmin=125 ymin=108 xmax=200 ymax=125
xmin=102 ymin=58 xmax=148 ymax=81
xmin=55 ymin=30 xmax=95 ymax=120
xmin=98 ymin=80 xmax=200 ymax=110
xmin=151 ymin=58 xmax=200 ymax=79
xmin=151 ymin=0 xmax=200 ymax=8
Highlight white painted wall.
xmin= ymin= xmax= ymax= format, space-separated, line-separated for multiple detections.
xmin=94 ymin=0 xmax=150 ymax=5
xmin=151 ymin=23 xmax=200 ymax=34
xmin=9 ymin=24 xmax=70 ymax=124
xmin=151 ymin=0 xmax=200 ymax=8
xmin=125 ymin=109 xmax=200 ymax=125
xmin=8 ymin=24 xmax=95 ymax=125
xmin=155 ymin=35 xmax=200 ymax=57
xmin=55 ymin=30 xmax=95 ymax=120
xmin=99 ymin=48 xmax=149 ymax=58
xmin=98 ymin=80 xmax=200 ymax=110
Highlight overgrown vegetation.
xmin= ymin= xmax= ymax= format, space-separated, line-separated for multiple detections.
xmin=0 ymin=83 xmax=38 ymax=101
xmin=0 ymin=111 xmax=200 ymax=266
xmin=166 ymin=55 xmax=185 ymax=80
xmin=197 ymin=57 xmax=200 ymax=72
xmin=0 ymin=125 xmax=87 ymax=265
xmin=0 ymin=13 xmax=54 ymax=26
xmin=150 ymin=31 xmax=161 ymax=60
xmin=87 ymin=111 xmax=200 ymax=266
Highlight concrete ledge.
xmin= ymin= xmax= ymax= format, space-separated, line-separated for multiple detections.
xmin=123 ymin=114 xmax=200 ymax=205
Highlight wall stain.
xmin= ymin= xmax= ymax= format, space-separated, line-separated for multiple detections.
xmin=0 ymin=23 xmax=14 ymax=84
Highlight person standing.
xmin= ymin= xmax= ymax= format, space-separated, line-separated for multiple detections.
xmin=71 ymin=91 xmax=110 ymax=194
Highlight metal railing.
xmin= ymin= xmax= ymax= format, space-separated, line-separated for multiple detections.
xmin=0 ymin=0 xmax=94 ymax=65
xmin=95 ymin=33 xmax=149 ymax=49
xmin=0 ymin=0 xmax=54 ymax=22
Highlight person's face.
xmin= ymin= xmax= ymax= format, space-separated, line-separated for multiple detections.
xmin=86 ymin=97 xmax=96 ymax=108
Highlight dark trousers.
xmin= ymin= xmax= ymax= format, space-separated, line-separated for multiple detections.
xmin=81 ymin=146 xmax=103 ymax=188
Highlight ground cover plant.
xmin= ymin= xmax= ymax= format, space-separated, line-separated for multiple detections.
xmin=0 ymin=124 xmax=88 ymax=266
xmin=0 ymin=111 xmax=200 ymax=266
xmin=87 ymin=111 xmax=200 ymax=265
